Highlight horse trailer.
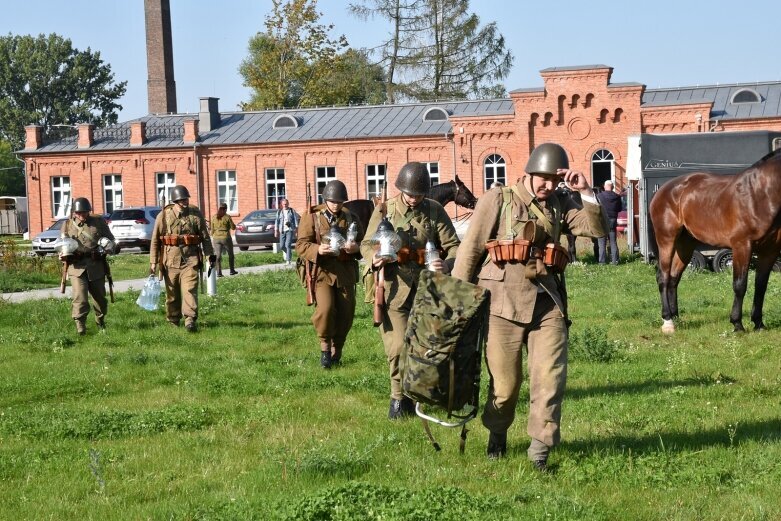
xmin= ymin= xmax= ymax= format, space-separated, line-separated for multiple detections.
xmin=637 ymin=131 xmax=781 ymax=270
xmin=0 ymin=196 xmax=28 ymax=235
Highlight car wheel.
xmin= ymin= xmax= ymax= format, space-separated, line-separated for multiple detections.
xmin=712 ymin=249 xmax=732 ymax=273
xmin=688 ymin=250 xmax=709 ymax=271
xmin=239 ymin=246 xmax=249 ymax=251
xmin=114 ymin=246 xmax=121 ymax=255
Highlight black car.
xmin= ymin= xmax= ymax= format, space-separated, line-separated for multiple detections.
xmin=235 ymin=209 xmax=284 ymax=250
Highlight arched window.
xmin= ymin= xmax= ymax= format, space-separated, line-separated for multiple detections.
xmin=613 ymin=108 xmax=623 ymax=122
xmin=484 ymin=154 xmax=506 ymax=190
xmin=591 ymin=149 xmax=614 ymax=189
xmin=571 ymin=94 xmax=580 ymax=108
xmin=731 ymin=89 xmax=761 ymax=104
xmin=584 ymin=93 xmax=594 ymax=108
xmin=423 ymin=107 xmax=449 ymax=121
xmin=599 ymin=109 xmax=609 ymax=124
xmin=272 ymin=115 xmax=299 ymax=129
xmin=543 ymin=112 xmax=553 ymax=126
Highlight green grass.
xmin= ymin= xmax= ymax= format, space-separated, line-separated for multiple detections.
xmin=0 ymin=247 xmax=287 ymax=292
xmin=1 ymin=259 xmax=781 ymax=520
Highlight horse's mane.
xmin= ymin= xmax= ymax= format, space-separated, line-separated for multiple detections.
xmin=756 ymin=146 xmax=781 ymax=165
xmin=428 ymin=180 xmax=454 ymax=197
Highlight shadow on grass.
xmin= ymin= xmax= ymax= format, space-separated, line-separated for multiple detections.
xmin=567 ymin=377 xmax=724 ymax=400
xmin=564 ymin=416 xmax=781 ymax=455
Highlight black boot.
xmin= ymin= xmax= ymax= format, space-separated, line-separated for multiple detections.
xmin=388 ymin=398 xmax=414 ymax=420
xmin=487 ymin=431 xmax=507 ymax=459
xmin=320 ymin=350 xmax=332 ymax=369
xmin=400 ymin=397 xmax=416 ymax=415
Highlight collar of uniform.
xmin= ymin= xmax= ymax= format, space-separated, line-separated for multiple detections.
xmin=398 ymin=196 xmax=424 ymax=214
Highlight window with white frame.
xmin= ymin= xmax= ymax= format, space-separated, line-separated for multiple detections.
xmin=484 ymin=154 xmax=506 ymax=189
xmin=365 ymin=164 xmax=386 ymax=199
xmin=103 ymin=174 xmax=123 ymax=214
xmin=423 ymin=162 xmax=440 ymax=186
xmin=315 ymin=166 xmax=336 ymax=203
xmin=156 ymin=172 xmax=176 ymax=206
xmin=217 ymin=170 xmax=238 ymax=212
xmin=51 ymin=176 xmax=71 ymax=218
xmin=266 ymin=168 xmax=286 ymax=209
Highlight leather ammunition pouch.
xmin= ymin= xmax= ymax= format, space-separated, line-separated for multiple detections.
xmin=485 ymin=239 xmax=569 ymax=272
xmin=397 ymin=247 xmax=428 ymax=266
xmin=70 ymin=251 xmax=106 ymax=261
xmin=162 ymin=234 xmax=201 ymax=246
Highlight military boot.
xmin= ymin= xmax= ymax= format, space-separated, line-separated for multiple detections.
xmin=320 ymin=350 xmax=332 ymax=369
xmin=331 ymin=343 xmax=343 ymax=365
xmin=487 ymin=431 xmax=507 ymax=459
xmin=388 ymin=398 xmax=415 ymax=420
xmin=185 ymin=319 xmax=197 ymax=333
xmin=96 ymin=317 xmax=106 ymax=333
xmin=527 ymin=438 xmax=550 ymax=472
xmin=75 ymin=319 xmax=87 ymax=336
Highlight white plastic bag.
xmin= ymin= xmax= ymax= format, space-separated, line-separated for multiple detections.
xmin=136 ymin=275 xmax=162 ymax=311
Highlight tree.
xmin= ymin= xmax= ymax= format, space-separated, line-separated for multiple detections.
xmin=349 ymin=0 xmax=513 ymax=101
xmin=0 ymin=34 xmax=127 ymax=150
xmin=307 ymin=49 xmax=387 ymax=106
xmin=0 ymin=140 xmax=25 ymax=196
xmin=240 ymin=0 xmax=352 ymax=109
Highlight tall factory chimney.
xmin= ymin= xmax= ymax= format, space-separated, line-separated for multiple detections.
xmin=144 ymin=0 xmax=178 ymax=114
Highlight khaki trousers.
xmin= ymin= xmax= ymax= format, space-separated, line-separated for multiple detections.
xmin=70 ymin=271 xmax=107 ymax=323
xmin=312 ymin=280 xmax=355 ymax=348
xmin=481 ymin=291 xmax=568 ymax=448
xmin=212 ymin=237 xmax=235 ymax=273
xmin=379 ymin=292 xmax=414 ymax=400
xmin=164 ymin=262 xmax=200 ymax=325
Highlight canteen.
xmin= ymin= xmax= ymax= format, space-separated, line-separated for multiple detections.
xmin=53 ymin=237 xmax=79 ymax=256
xmin=136 ymin=275 xmax=162 ymax=311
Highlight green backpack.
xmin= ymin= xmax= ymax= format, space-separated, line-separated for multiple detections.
xmin=400 ymin=270 xmax=489 ymax=452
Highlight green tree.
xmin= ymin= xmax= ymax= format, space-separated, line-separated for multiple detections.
xmin=240 ymin=0 xmax=350 ymax=109
xmin=0 ymin=33 xmax=127 ymax=150
xmin=0 ymin=140 xmax=25 ymax=196
xmin=349 ymin=0 xmax=513 ymax=100
xmin=307 ymin=49 xmax=387 ymax=106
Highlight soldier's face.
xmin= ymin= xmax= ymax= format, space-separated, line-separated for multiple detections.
xmin=402 ymin=192 xmax=425 ymax=208
xmin=325 ymin=200 xmax=343 ymax=213
xmin=529 ymin=174 xmax=558 ymax=200
xmin=175 ymin=198 xmax=190 ymax=209
xmin=75 ymin=211 xmax=89 ymax=223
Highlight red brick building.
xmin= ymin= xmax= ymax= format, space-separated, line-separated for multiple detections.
xmin=20 ymin=64 xmax=781 ymax=236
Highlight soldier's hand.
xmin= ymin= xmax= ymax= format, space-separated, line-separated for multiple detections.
xmin=428 ymin=257 xmax=449 ymax=273
xmin=318 ymin=243 xmax=333 ymax=256
xmin=372 ymin=253 xmax=391 ymax=268
xmin=208 ymin=255 xmax=217 ymax=266
xmin=343 ymin=241 xmax=359 ymax=254
xmin=150 ymin=263 xmax=157 ymax=275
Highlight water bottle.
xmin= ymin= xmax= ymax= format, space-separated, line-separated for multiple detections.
xmin=425 ymin=239 xmax=439 ymax=272
xmin=346 ymin=221 xmax=358 ymax=243
xmin=136 ymin=275 xmax=161 ymax=311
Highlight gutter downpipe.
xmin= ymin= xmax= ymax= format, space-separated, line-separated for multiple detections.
xmin=193 ymin=142 xmax=202 ymax=210
xmin=447 ymin=131 xmax=458 ymax=219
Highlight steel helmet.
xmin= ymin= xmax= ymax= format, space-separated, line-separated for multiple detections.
xmin=395 ymin=162 xmax=430 ymax=196
xmin=322 ymin=180 xmax=349 ymax=203
xmin=171 ymin=185 xmax=191 ymax=202
xmin=72 ymin=197 xmax=92 ymax=212
xmin=525 ymin=143 xmax=569 ymax=176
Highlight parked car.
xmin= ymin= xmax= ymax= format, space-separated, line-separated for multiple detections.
xmin=235 ymin=209 xmax=286 ymax=250
xmin=30 ymin=219 xmax=67 ymax=256
xmin=107 ymin=206 xmax=161 ymax=253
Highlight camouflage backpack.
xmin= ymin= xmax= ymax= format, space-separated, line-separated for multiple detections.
xmin=400 ymin=270 xmax=489 ymax=451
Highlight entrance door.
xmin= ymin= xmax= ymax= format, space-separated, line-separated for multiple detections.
xmin=591 ymin=149 xmax=614 ymax=189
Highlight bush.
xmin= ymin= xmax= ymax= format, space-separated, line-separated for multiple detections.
xmin=570 ymin=325 xmax=620 ymax=363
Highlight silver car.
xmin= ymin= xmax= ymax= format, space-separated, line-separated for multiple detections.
xmin=108 ymin=206 xmax=161 ymax=253
xmin=31 ymin=219 xmax=68 ymax=256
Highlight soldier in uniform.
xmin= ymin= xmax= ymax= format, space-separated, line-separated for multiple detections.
xmin=149 ymin=185 xmax=216 ymax=332
xmin=210 ymin=203 xmax=238 ymax=277
xmin=452 ymin=143 xmax=606 ymax=471
xmin=295 ymin=180 xmax=364 ymax=368
xmin=360 ymin=162 xmax=460 ymax=419
xmin=60 ymin=197 xmax=115 ymax=335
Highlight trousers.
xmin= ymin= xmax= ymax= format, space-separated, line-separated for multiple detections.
xmin=70 ymin=271 xmax=107 ymax=323
xmin=598 ymin=218 xmax=619 ymax=264
xmin=312 ymin=280 xmax=355 ymax=349
xmin=163 ymin=260 xmax=200 ymax=325
xmin=213 ymin=236 xmax=235 ymax=273
xmin=279 ymin=230 xmax=295 ymax=262
xmin=481 ymin=291 xmax=568 ymax=448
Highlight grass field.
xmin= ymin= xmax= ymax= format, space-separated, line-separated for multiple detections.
xmin=1 ymin=256 xmax=780 ymax=520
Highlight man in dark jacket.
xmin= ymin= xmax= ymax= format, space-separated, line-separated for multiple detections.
xmin=596 ymin=180 xmax=622 ymax=264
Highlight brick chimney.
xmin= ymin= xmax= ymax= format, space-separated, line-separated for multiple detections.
xmin=144 ymin=0 xmax=177 ymax=114
xmin=77 ymin=124 xmax=94 ymax=149
xmin=130 ymin=122 xmax=147 ymax=146
xmin=25 ymin=125 xmax=43 ymax=150
xmin=199 ymin=97 xmax=220 ymax=132
xmin=183 ymin=119 xmax=199 ymax=143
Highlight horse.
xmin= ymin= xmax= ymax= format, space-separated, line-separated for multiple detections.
xmin=649 ymin=148 xmax=781 ymax=334
xmin=343 ymin=176 xmax=479 ymax=232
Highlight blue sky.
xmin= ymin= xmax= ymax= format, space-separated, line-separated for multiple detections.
xmin=2 ymin=0 xmax=779 ymax=121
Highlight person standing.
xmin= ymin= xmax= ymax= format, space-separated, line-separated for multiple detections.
xmin=275 ymin=198 xmax=299 ymax=266
xmin=452 ymin=143 xmax=606 ymax=471
xmin=60 ymin=197 xmax=115 ymax=335
xmin=360 ymin=162 xmax=460 ymax=419
xmin=295 ymin=181 xmax=363 ymax=368
xmin=210 ymin=203 xmax=238 ymax=276
xmin=596 ymin=180 xmax=622 ymax=265
xmin=149 ymin=185 xmax=215 ymax=332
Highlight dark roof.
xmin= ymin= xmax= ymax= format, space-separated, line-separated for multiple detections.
xmin=642 ymin=81 xmax=781 ymax=119
xmin=31 ymin=100 xmax=514 ymax=153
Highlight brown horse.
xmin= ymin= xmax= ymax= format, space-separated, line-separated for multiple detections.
xmin=343 ymin=176 xmax=479 ymax=232
xmin=650 ymin=148 xmax=781 ymax=333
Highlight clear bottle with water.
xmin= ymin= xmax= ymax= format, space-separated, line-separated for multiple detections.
xmin=346 ymin=221 xmax=358 ymax=243
xmin=136 ymin=276 xmax=161 ymax=311
xmin=425 ymin=239 xmax=439 ymax=272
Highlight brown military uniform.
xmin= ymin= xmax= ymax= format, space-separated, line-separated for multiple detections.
xmin=62 ymin=215 xmax=115 ymax=332
xmin=210 ymin=213 xmax=236 ymax=275
xmin=295 ymin=204 xmax=364 ymax=358
xmin=360 ymin=196 xmax=460 ymax=400
xmin=452 ymin=179 xmax=605 ymax=450
xmin=149 ymin=204 xmax=214 ymax=328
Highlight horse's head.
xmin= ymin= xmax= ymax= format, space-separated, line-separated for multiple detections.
xmin=454 ymin=176 xmax=478 ymax=209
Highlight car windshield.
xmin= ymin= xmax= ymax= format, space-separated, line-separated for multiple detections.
xmin=110 ymin=209 xmax=146 ymax=221
xmin=245 ymin=210 xmax=277 ymax=221
xmin=48 ymin=219 xmax=66 ymax=231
